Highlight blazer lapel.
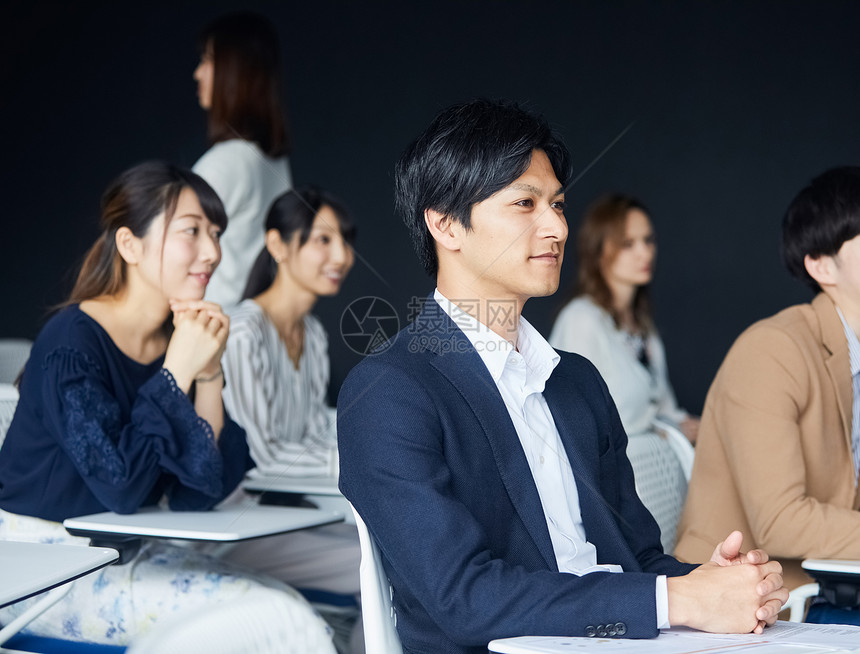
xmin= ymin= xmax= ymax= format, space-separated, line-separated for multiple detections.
xmin=815 ymin=294 xmax=854 ymax=453
xmin=414 ymin=298 xmax=558 ymax=570
xmin=813 ymin=294 xmax=860 ymax=509
xmin=543 ymin=369 xmax=638 ymax=569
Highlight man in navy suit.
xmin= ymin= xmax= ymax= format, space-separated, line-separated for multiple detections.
xmin=337 ymin=99 xmax=787 ymax=654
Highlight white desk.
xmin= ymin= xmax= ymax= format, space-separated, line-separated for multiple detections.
xmin=242 ymin=474 xmax=340 ymax=496
xmin=64 ymin=505 xmax=343 ymax=542
xmin=0 ymin=541 xmax=118 ymax=646
xmin=800 ymin=558 xmax=860 ymax=613
xmin=0 ymin=541 xmax=118 ymax=608
xmin=489 ymin=622 xmax=860 ymax=653
xmin=242 ymin=474 xmax=354 ymax=525
xmin=803 ymin=559 xmax=860 ymax=575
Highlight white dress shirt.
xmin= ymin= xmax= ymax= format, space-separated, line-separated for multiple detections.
xmin=836 ymin=307 xmax=860 ymax=483
xmin=434 ymin=289 xmax=669 ymax=628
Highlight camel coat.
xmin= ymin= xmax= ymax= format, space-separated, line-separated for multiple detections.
xmin=675 ymin=293 xmax=860 ymax=590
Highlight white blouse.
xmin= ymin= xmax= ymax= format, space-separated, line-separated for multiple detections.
xmin=548 ymin=296 xmax=687 ymax=437
xmin=222 ymin=300 xmax=338 ymax=477
xmin=193 ymin=139 xmax=292 ymax=308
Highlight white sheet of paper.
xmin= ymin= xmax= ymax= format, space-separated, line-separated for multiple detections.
xmin=488 ymin=622 xmax=860 ymax=654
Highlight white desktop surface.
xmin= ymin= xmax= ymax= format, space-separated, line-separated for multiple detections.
xmin=63 ymin=505 xmax=343 ymax=542
xmin=802 ymin=559 xmax=860 ymax=574
xmin=0 ymin=541 xmax=118 ymax=607
xmin=489 ymin=622 xmax=860 ymax=653
xmin=242 ymin=474 xmax=341 ymax=496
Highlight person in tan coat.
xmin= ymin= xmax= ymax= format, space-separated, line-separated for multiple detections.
xmin=675 ymin=166 xmax=860 ymax=625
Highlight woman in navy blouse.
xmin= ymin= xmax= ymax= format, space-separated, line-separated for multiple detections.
xmin=0 ymin=162 xmax=335 ymax=651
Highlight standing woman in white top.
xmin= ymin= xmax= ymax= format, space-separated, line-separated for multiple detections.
xmin=192 ymin=11 xmax=293 ymax=308
xmin=549 ymin=194 xmax=699 ymax=551
xmin=219 ymin=186 xmax=362 ymax=653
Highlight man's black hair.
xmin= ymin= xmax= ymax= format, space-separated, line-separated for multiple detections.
xmin=395 ymin=99 xmax=572 ymax=276
xmin=783 ymin=166 xmax=860 ymax=293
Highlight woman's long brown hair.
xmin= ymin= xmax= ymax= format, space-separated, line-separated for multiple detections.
xmin=557 ymin=193 xmax=653 ymax=333
xmin=198 ymin=11 xmax=291 ymax=157
xmin=65 ymin=161 xmax=228 ymax=306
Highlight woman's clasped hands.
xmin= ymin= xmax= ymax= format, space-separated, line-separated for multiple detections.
xmin=164 ymin=300 xmax=230 ymax=393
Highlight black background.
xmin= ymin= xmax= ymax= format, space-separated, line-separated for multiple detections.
xmin=3 ymin=1 xmax=858 ymax=413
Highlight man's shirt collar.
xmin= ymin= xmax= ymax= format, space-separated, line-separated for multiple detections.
xmin=433 ymin=288 xmax=559 ymax=388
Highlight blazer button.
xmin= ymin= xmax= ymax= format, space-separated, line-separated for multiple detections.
xmin=596 ymin=625 xmax=608 ymax=637
xmin=585 ymin=626 xmax=596 ymax=637
xmin=606 ymin=624 xmax=617 ymax=637
xmin=615 ymin=622 xmax=627 ymax=636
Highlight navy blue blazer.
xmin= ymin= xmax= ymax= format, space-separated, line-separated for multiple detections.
xmin=337 ymin=297 xmax=695 ymax=654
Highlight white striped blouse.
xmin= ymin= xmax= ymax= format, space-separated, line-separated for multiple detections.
xmin=222 ymin=300 xmax=338 ymax=478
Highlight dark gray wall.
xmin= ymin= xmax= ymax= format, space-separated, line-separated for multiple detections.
xmin=3 ymin=1 xmax=858 ymax=413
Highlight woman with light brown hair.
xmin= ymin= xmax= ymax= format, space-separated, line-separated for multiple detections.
xmin=549 ymin=194 xmax=699 ymax=551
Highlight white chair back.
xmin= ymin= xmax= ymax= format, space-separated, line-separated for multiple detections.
xmin=350 ymin=503 xmax=403 ymax=654
xmin=0 ymin=383 xmax=19 ymax=449
xmin=653 ymin=418 xmax=695 ymax=481
xmin=0 ymin=339 xmax=31 ymax=384
xmin=626 ymin=420 xmax=695 ymax=554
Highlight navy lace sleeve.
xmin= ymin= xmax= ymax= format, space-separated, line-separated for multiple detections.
xmin=168 ymin=416 xmax=252 ymax=511
xmin=42 ymin=347 xmax=239 ymax=513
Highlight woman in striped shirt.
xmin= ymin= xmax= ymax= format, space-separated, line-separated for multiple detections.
xmin=223 ymin=187 xmax=354 ymax=478
xmin=219 ymin=186 xmax=362 ymax=653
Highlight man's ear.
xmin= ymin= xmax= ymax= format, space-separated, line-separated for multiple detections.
xmin=424 ymin=209 xmax=461 ymax=253
xmin=265 ymin=229 xmax=288 ymax=264
xmin=804 ymin=253 xmax=837 ymax=288
xmin=115 ymin=227 xmax=141 ymax=265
